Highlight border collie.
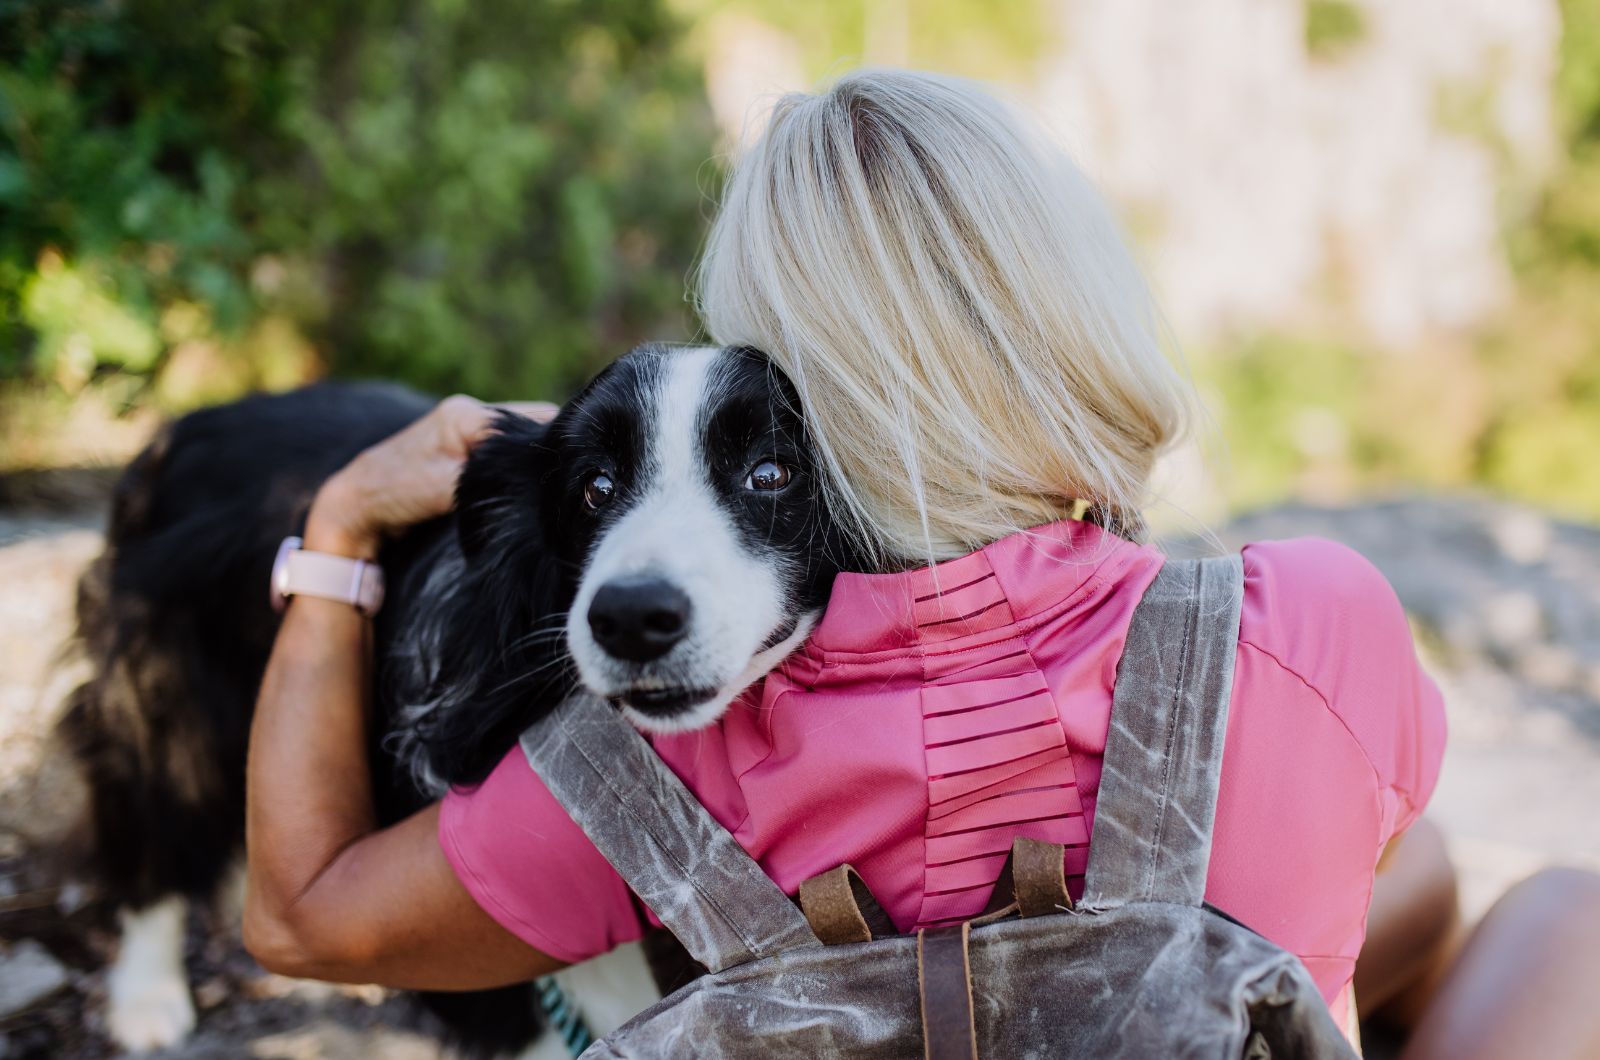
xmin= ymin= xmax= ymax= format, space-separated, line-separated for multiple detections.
xmin=55 ymin=344 xmax=855 ymax=1057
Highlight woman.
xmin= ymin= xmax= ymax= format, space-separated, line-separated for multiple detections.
xmin=243 ymin=70 xmax=1597 ymax=1054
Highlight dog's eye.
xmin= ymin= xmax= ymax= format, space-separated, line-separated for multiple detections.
xmin=745 ymin=460 xmax=792 ymax=492
xmin=583 ymin=472 xmax=616 ymax=510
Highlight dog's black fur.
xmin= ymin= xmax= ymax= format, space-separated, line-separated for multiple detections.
xmin=55 ymin=345 xmax=855 ymax=1056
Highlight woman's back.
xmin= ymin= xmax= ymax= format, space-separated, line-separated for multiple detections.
xmin=441 ymin=520 xmax=1446 ymax=1027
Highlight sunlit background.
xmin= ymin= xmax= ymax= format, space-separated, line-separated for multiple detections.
xmin=4 ymin=0 xmax=1597 ymax=523
xmin=2 ymin=1 xmax=1599 ymax=1053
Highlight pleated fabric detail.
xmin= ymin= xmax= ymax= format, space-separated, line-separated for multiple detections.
xmin=908 ymin=549 xmax=1090 ymax=929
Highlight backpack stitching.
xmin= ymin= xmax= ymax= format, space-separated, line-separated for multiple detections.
xmin=1143 ymin=562 xmax=1200 ymax=903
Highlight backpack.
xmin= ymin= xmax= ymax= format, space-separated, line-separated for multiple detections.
xmin=520 ymin=556 xmax=1360 ymax=1058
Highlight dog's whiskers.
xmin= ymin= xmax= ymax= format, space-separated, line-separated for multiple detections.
xmin=502 ymin=615 xmax=572 ymax=656
xmin=485 ymin=655 xmax=574 ymax=697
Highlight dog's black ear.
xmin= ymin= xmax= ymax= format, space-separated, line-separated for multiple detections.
xmin=388 ymin=407 xmax=576 ymax=788
xmin=405 ymin=547 xmax=576 ymax=787
xmin=455 ymin=411 xmax=554 ymax=561
xmin=400 ymin=533 xmax=577 ymax=787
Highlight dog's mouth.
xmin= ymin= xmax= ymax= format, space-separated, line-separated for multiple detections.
xmin=612 ymin=685 xmax=721 ymax=716
xmin=596 ymin=618 xmax=803 ymax=716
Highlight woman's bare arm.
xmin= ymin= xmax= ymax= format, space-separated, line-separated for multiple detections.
xmin=242 ymin=397 xmax=564 ymax=989
xmin=1354 ymin=819 xmax=1461 ymax=1026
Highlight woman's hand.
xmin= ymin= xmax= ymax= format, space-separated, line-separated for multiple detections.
xmin=305 ymin=396 xmax=558 ymax=560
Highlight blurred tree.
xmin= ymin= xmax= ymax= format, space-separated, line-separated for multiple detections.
xmin=1476 ymin=0 xmax=1600 ymax=518
xmin=1304 ymin=0 xmax=1367 ymax=61
xmin=0 ymin=0 xmax=716 ymax=407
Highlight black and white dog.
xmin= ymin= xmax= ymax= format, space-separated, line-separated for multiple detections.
xmin=56 ymin=344 xmax=856 ymax=1056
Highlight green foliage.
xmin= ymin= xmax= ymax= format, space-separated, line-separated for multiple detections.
xmin=1476 ymin=0 xmax=1600 ymax=517
xmin=23 ymin=255 xmax=160 ymax=377
xmin=1202 ymin=335 xmax=1482 ymax=511
xmin=1205 ymin=324 xmax=1600 ymax=521
xmin=1557 ymin=0 xmax=1600 ymax=143
xmin=1304 ymin=0 xmax=1367 ymax=61
xmin=0 ymin=0 xmax=716 ymax=409
xmin=1203 ymin=336 xmax=1361 ymax=510
xmin=681 ymin=0 xmax=1052 ymax=84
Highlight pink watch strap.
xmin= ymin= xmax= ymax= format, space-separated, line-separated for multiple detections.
xmin=271 ymin=536 xmax=385 ymax=616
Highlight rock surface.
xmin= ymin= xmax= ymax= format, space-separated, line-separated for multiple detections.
xmin=0 ymin=490 xmax=460 ymax=1058
xmin=0 ymin=940 xmax=70 ymax=1021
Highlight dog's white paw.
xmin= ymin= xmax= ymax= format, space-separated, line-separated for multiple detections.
xmin=106 ymin=971 xmax=196 ymax=1052
xmin=106 ymin=897 xmax=195 ymax=1052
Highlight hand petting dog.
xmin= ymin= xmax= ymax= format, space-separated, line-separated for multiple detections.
xmin=307 ymin=396 xmax=559 ymax=560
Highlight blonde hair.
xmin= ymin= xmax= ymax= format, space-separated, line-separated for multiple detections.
xmin=696 ymin=68 xmax=1194 ymax=566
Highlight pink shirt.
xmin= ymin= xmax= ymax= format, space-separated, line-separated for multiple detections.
xmin=441 ymin=522 xmax=1446 ymax=1021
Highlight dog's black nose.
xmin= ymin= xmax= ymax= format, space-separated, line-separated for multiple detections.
xmin=587 ymin=576 xmax=692 ymax=662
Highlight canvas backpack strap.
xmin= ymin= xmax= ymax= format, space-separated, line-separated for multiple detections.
xmin=519 ymin=693 xmax=819 ymax=973
xmin=918 ymin=922 xmax=978 ymax=1060
xmin=1080 ymin=555 xmax=1245 ymax=909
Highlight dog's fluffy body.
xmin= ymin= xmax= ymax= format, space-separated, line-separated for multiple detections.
xmin=58 ymin=345 xmax=853 ymax=1055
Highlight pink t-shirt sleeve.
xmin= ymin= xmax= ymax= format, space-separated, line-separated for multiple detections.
xmin=1206 ymin=537 xmax=1447 ymax=1011
xmin=439 ymin=747 xmax=645 ymax=964
xmin=1237 ymin=537 xmax=1447 ymax=840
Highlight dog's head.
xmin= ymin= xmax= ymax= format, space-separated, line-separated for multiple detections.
xmin=441 ymin=344 xmax=852 ymax=752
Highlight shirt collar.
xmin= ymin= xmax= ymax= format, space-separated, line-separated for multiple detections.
xmin=807 ymin=519 xmax=1154 ymax=655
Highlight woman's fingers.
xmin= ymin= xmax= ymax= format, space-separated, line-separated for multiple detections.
xmin=306 ymin=393 xmax=558 ymax=558
xmin=499 ymin=400 xmax=560 ymax=423
xmin=434 ymin=395 xmax=499 ymax=457
xmin=434 ymin=397 xmax=559 ymax=456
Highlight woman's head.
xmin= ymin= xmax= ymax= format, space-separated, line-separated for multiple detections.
xmin=696 ymin=68 xmax=1195 ymax=566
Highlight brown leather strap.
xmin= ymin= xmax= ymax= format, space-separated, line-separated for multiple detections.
xmin=918 ymin=923 xmax=978 ymax=1060
xmin=798 ymin=864 xmax=896 ymax=945
xmin=1012 ymin=837 xmax=1073 ymax=917
xmin=976 ymin=838 xmax=1073 ymax=924
xmin=976 ymin=858 xmax=1020 ymax=923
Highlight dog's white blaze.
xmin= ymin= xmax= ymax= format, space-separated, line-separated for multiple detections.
xmin=567 ymin=346 xmax=792 ymax=733
xmin=106 ymin=896 xmax=196 ymax=1051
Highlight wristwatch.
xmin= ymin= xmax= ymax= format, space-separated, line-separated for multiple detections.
xmin=270 ymin=536 xmax=385 ymax=617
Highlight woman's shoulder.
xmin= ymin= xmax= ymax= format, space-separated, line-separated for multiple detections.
xmin=1236 ymin=535 xmax=1411 ymax=675
xmin=1149 ymin=536 xmax=1416 ymax=711
xmin=1231 ymin=536 xmax=1446 ymax=821
xmin=1235 ymin=534 xmax=1422 ymax=673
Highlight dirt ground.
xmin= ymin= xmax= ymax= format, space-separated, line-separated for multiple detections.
xmin=2 ymin=480 xmax=1597 ymax=1057
xmin=0 ymin=490 xmax=458 ymax=1059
